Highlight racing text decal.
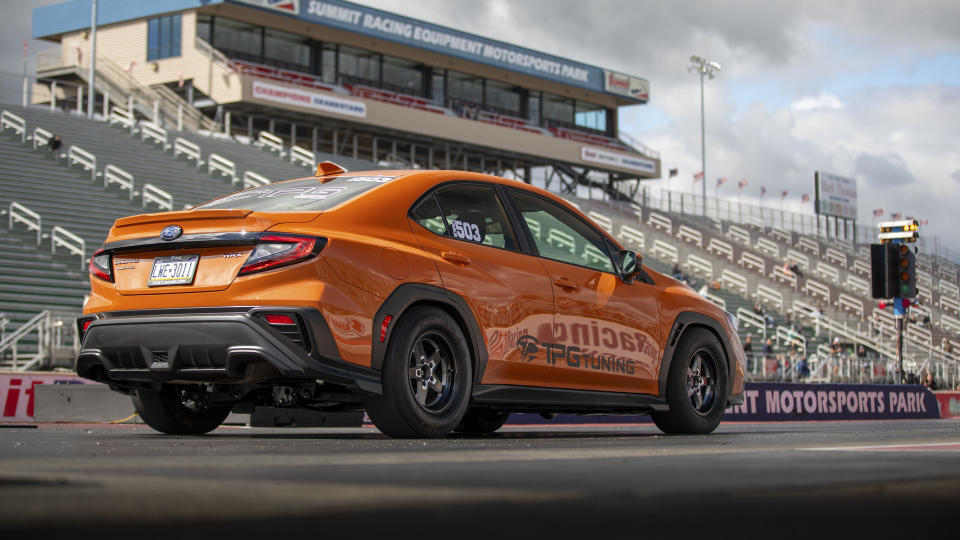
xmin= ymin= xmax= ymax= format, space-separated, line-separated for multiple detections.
xmin=515 ymin=334 xmax=636 ymax=375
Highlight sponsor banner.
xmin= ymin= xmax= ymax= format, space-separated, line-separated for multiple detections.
xmin=815 ymin=171 xmax=858 ymax=220
xmin=251 ymin=80 xmax=367 ymax=118
xmin=0 ymin=372 xmax=92 ymax=423
xmin=581 ymin=146 xmax=656 ymax=175
xmin=603 ymin=70 xmax=649 ymax=102
xmin=233 ymin=0 xmax=300 ymax=14
xmin=934 ymin=392 xmax=960 ymax=418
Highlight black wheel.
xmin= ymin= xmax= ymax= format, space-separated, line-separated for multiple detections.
xmin=364 ymin=306 xmax=472 ymax=438
xmin=455 ymin=408 xmax=510 ymax=434
xmin=132 ymin=385 xmax=231 ymax=435
xmin=651 ymin=328 xmax=728 ymax=435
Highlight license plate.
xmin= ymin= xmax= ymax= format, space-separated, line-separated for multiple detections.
xmin=147 ymin=255 xmax=199 ymax=287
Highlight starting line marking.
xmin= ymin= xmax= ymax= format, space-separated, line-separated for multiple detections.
xmin=806 ymin=441 xmax=960 ymax=452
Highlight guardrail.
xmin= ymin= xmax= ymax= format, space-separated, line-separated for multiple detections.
xmin=797 ymin=236 xmax=820 ymax=256
xmin=143 ymin=183 xmax=173 ymax=211
xmin=786 ymin=249 xmax=809 ymax=270
xmin=651 ymin=239 xmax=678 ymax=264
xmin=744 ymin=215 xmax=764 ymax=229
xmin=739 ymin=250 xmax=766 ymax=274
xmin=756 ymin=284 xmax=784 ymax=312
xmin=109 ymin=106 xmax=134 ymax=130
xmin=845 ymin=275 xmax=869 ymax=297
xmin=31 ymin=126 xmax=53 ymax=151
xmin=755 ymin=236 xmax=780 ymax=259
xmin=707 ymin=238 xmax=733 ymax=262
xmin=737 ymin=307 xmax=766 ymax=336
xmin=942 ymin=314 xmax=960 ymax=335
xmin=141 ymin=122 xmax=168 ymax=147
xmin=587 ymin=211 xmax=612 ymax=233
xmin=917 ymin=285 xmax=932 ymax=306
xmin=104 ymin=164 xmax=134 ymax=200
xmin=619 ymin=224 xmax=644 ymax=251
xmin=825 ymin=247 xmax=847 ymax=268
xmin=208 ymin=153 xmax=237 ymax=181
xmin=838 ymin=293 xmax=864 ymax=319
xmin=852 ymin=258 xmax=871 ymax=276
xmin=720 ymin=268 xmax=748 ymax=295
xmin=173 ymin=137 xmax=202 ymax=166
xmin=804 ymin=279 xmax=831 ymax=304
xmin=1 ymin=110 xmax=26 ymax=143
xmin=647 ymin=212 xmax=672 ymax=233
xmin=815 ymin=262 xmax=840 ymax=285
xmin=290 ymin=145 xmax=315 ymax=168
xmin=257 ymin=131 xmax=286 ymax=157
xmin=771 ymin=265 xmax=797 ymax=288
xmin=9 ymin=202 xmax=42 ymax=245
xmin=686 ymin=253 xmax=713 ymax=281
xmin=705 ymin=293 xmax=726 ymax=310
xmin=677 ymin=225 xmax=702 ymax=248
xmin=727 ymin=225 xmax=750 ymax=245
xmin=50 ymin=226 xmax=85 ymax=269
xmin=792 ymin=300 xmax=819 ymax=321
xmin=918 ymin=269 xmax=932 ymax=289
xmin=242 ymin=170 xmax=271 ymax=189
xmin=907 ymin=324 xmax=933 ymax=346
xmin=770 ymin=227 xmax=791 ymax=244
xmin=0 ymin=311 xmax=48 ymax=371
xmin=547 ymin=229 xmax=575 ymax=254
xmin=775 ymin=326 xmax=806 ymax=354
xmin=67 ymin=145 xmax=97 ymax=179
xmin=940 ymin=280 xmax=959 ymax=299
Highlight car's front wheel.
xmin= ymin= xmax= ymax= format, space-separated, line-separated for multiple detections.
xmin=365 ymin=306 xmax=472 ymax=438
xmin=132 ymin=385 xmax=232 ymax=435
xmin=651 ymin=328 xmax=728 ymax=435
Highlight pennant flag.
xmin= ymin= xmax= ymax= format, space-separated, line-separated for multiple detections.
xmin=716 ymin=177 xmax=726 ymax=187
xmin=781 ymin=189 xmax=789 ymax=199
xmin=668 ymin=168 xmax=678 ymax=178
xmin=738 ymin=178 xmax=748 ymax=190
xmin=760 ymin=186 xmax=767 ymax=196
xmin=801 ymin=193 xmax=810 ymax=203
xmin=890 ymin=212 xmax=902 ymax=220
xmin=693 ymin=171 xmax=704 ymax=182
xmin=921 ymin=219 xmax=928 ymax=226
xmin=873 ymin=208 xmax=884 ymax=218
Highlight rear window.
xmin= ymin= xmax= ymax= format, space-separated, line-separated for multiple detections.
xmin=195 ymin=175 xmax=396 ymax=212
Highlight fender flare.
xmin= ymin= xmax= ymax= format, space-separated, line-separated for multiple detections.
xmin=371 ymin=283 xmax=488 ymax=382
xmin=658 ymin=312 xmax=736 ymax=401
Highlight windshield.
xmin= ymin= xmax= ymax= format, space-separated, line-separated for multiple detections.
xmin=195 ymin=175 xmax=397 ymax=212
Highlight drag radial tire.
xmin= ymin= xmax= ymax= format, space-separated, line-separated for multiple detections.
xmin=651 ymin=328 xmax=728 ymax=435
xmin=132 ymin=386 xmax=231 ymax=435
xmin=455 ymin=409 xmax=510 ymax=434
xmin=365 ymin=306 xmax=472 ymax=438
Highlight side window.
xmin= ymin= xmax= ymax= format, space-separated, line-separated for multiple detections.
xmin=410 ymin=184 xmax=518 ymax=250
xmin=508 ymin=190 xmax=615 ymax=273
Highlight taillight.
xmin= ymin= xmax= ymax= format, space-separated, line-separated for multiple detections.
xmin=89 ymin=249 xmax=113 ymax=282
xmin=257 ymin=312 xmax=309 ymax=351
xmin=239 ymin=234 xmax=325 ymax=276
xmin=77 ymin=316 xmax=97 ymax=340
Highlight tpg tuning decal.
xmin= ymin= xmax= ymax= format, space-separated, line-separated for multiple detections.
xmin=515 ymin=334 xmax=636 ymax=375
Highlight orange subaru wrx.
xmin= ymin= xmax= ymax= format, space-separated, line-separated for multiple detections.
xmin=77 ymin=162 xmax=745 ymax=437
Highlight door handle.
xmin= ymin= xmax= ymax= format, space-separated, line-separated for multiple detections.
xmin=553 ymin=277 xmax=580 ymax=292
xmin=441 ymin=251 xmax=471 ymax=265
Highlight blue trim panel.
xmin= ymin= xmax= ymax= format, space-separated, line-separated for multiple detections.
xmin=32 ymin=0 xmax=224 ymax=40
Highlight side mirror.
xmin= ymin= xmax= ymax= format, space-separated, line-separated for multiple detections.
xmin=618 ymin=249 xmax=643 ymax=283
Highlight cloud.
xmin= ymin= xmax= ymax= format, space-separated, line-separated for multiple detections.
xmin=791 ymin=93 xmax=844 ymax=112
xmin=854 ymin=153 xmax=915 ymax=187
xmin=953 ymin=171 xmax=960 ymax=183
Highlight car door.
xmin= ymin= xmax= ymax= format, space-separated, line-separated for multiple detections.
xmin=505 ymin=189 xmax=661 ymax=395
xmin=408 ymin=182 xmax=554 ymax=388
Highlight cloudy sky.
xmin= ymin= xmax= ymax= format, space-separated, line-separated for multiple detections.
xmin=2 ymin=1 xmax=958 ymax=253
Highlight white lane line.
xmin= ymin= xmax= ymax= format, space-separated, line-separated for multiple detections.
xmin=805 ymin=441 xmax=960 ymax=452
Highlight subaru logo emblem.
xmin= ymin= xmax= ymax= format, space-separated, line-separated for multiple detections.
xmin=160 ymin=225 xmax=183 ymax=241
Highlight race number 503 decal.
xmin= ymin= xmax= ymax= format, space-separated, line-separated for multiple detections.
xmin=450 ymin=220 xmax=482 ymax=242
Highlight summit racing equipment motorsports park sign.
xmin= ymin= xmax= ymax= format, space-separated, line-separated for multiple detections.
xmin=726 ymin=382 xmax=939 ymax=421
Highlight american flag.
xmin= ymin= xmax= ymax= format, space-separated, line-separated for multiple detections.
xmin=693 ymin=171 xmax=704 ymax=182
xmin=716 ymin=177 xmax=726 ymax=187
xmin=781 ymin=189 xmax=789 ymax=199
xmin=801 ymin=193 xmax=810 ymax=203
xmin=890 ymin=212 xmax=902 ymax=220
xmin=738 ymin=178 xmax=748 ymax=190
xmin=873 ymin=208 xmax=884 ymax=218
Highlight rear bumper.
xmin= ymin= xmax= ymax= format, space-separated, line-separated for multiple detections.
xmin=76 ymin=306 xmax=381 ymax=394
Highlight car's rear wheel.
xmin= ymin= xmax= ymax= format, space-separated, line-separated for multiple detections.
xmin=652 ymin=328 xmax=728 ymax=435
xmin=365 ymin=306 xmax=472 ymax=438
xmin=132 ymin=385 xmax=232 ymax=435
xmin=455 ymin=408 xmax=510 ymax=434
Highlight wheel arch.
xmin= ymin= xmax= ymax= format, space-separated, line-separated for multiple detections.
xmin=658 ymin=312 xmax=736 ymax=401
xmin=371 ymin=283 xmax=487 ymax=383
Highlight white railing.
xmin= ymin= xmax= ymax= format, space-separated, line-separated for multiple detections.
xmin=852 ymin=258 xmax=871 ymax=276
xmin=756 ymin=284 xmax=784 ymax=312
xmin=243 ymin=170 xmax=271 ymax=189
xmin=815 ymin=262 xmax=840 ymax=285
xmin=771 ymin=265 xmax=797 ymax=288
xmin=686 ymin=253 xmax=713 ymax=281
xmin=727 ymin=225 xmax=751 ymax=245
xmin=837 ymin=293 xmax=864 ymax=319
xmin=547 ymin=229 xmax=576 ymax=254
xmin=173 ymin=137 xmax=202 ymax=166
xmin=583 ymin=244 xmax=609 ymax=266
xmin=141 ymin=121 xmax=168 ymax=147
xmin=770 ymin=227 xmax=791 ymax=244
xmin=257 ymin=131 xmax=286 ymax=157
xmin=906 ymin=324 xmax=933 ymax=346
xmin=0 ymin=311 xmax=47 ymax=371
xmin=51 ymin=226 xmax=86 ymax=268
xmin=786 ymin=249 xmax=810 ymax=270
xmin=619 ymin=224 xmax=644 ymax=251
xmin=845 ymin=275 xmax=869 ymax=297
xmin=677 ymin=225 xmax=702 ymax=248
xmin=804 ymin=279 xmax=831 ymax=304
xmin=587 ymin=211 xmax=612 ymax=233
xmin=939 ymin=280 xmax=959 ymax=299
xmin=744 ymin=215 xmax=764 ymax=229
xmin=939 ymin=265 xmax=957 ymax=282
xmin=32 ymin=126 xmax=53 ymax=151
xmin=143 ymin=183 xmax=173 ymax=211
xmin=776 ymin=326 xmax=806 ymax=354
xmin=9 ymin=202 xmax=42 ymax=245
xmin=104 ymin=164 xmax=134 ymax=200
xmin=739 ymin=251 xmax=766 ymax=274
xmin=918 ymin=269 xmax=932 ymax=289
xmin=1 ymin=110 xmax=26 ymax=143
xmin=873 ymin=308 xmax=897 ymax=332
xmin=707 ymin=238 xmax=733 ymax=262
xmin=737 ymin=307 xmax=766 ymax=336
xmin=67 ymin=145 xmax=97 ymax=179
xmin=207 ymin=153 xmax=236 ymax=181
xmin=109 ymin=106 xmax=134 ymax=129
xmin=290 ymin=145 xmax=315 ymax=168
xmin=651 ymin=239 xmax=678 ymax=264
xmin=825 ymin=247 xmax=847 ymax=268
xmin=705 ymin=293 xmax=726 ymax=310
xmin=0 ymin=311 xmax=79 ymax=372
xmin=720 ymin=268 xmax=748 ymax=295
xmin=792 ymin=300 xmax=819 ymax=321
xmin=941 ymin=314 xmax=960 ymax=335
xmin=647 ymin=212 xmax=672 ymax=233
xmin=917 ymin=285 xmax=932 ymax=306
xmin=755 ymin=237 xmax=780 ymax=259
xmin=798 ymin=236 xmax=820 ymax=256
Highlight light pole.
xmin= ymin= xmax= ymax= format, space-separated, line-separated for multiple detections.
xmin=689 ymin=55 xmax=721 ymax=216
xmin=87 ymin=0 xmax=97 ymax=119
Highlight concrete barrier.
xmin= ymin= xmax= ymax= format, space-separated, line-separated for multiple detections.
xmin=34 ymin=384 xmax=135 ymax=423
